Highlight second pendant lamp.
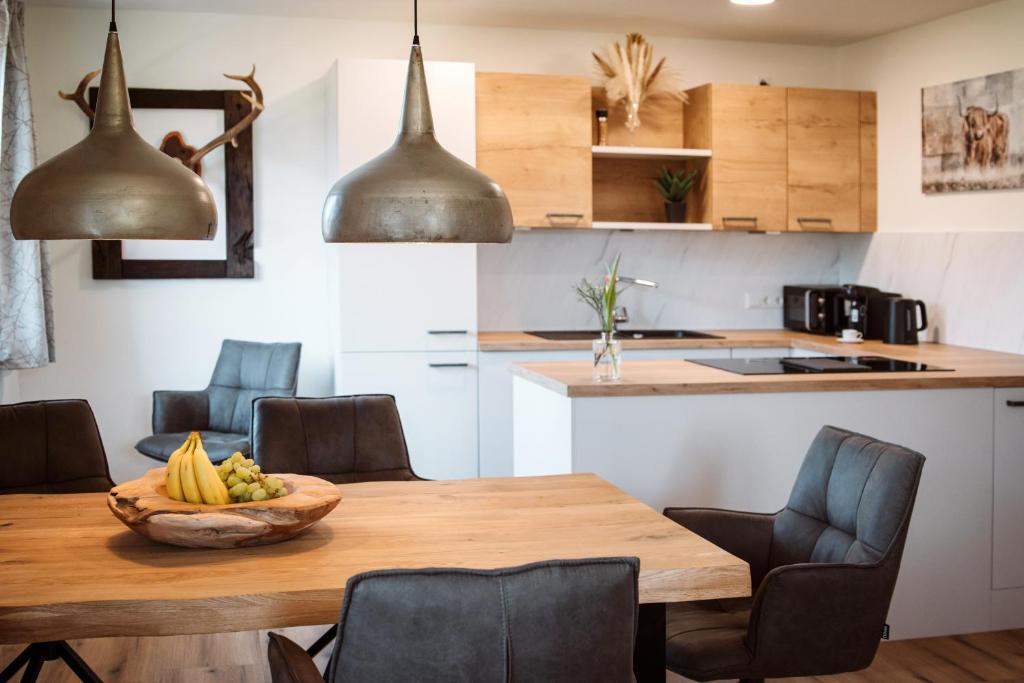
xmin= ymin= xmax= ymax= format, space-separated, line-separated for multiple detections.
xmin=10 ymin=1 xmax=216 ymax=241
xmin=322 ymin=1 xmax=513 ymax=244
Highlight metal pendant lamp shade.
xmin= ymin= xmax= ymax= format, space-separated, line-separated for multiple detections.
xmin=10 ymin=29 xmax=217 ymax=241
xmin=322 ymin=42 xmax=513 ymax=243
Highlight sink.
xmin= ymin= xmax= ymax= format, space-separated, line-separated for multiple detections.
xmin=525 ymin=329 xmax=723 ymax=341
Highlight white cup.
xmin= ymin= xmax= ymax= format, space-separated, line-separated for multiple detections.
xmin=839 ymin=329 xmax=864 ymax=342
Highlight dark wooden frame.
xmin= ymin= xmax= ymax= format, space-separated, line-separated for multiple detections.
xmin=88 ymin=87 xmax=255 ymax=279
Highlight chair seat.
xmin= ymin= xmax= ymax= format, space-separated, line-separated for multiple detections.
xmin=135 ymin=431 xmax=250 ymax=463
xmin=666 ymin=597 xmax=753 ymax=681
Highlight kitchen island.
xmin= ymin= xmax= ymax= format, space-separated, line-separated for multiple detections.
xmin=510 ymin=338 xmax=1024 ymax=640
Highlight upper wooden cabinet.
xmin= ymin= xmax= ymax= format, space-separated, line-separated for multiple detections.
xmin=476 ymin=73 xmax=592 ymax=228
xmin=684 ymin=83 xmax=788 ymax=232
xmin=685 ymin=83 xmax=877 ymax=233
xmin=787 ymin=88 xmax=862 ymax=232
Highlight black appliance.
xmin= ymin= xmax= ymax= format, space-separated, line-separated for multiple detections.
xmin=882 ymin=298 xmax=928 ymax=345
xmin=689 ymin=355 xmax=950 ymax=376
xmin=783 ymin=286 xmax=843 ymax=335
xmin=864 ymin=290 xmax=903 ymax=340
xmin=837 ymin=284 xmax=886 ymax=335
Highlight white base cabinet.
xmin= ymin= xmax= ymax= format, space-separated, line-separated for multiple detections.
xmin=513 ymin=380 xmax=1018 ymax=639
xmin=994 ymin=388 xmax=1024 ymax=590
xmin=337 ymin=352 xmax=478 ymax=480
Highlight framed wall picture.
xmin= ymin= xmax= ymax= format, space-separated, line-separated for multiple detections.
xmin=87 ymin=87 xmax=255 ymax=278
xmin=922 ymin=67 xmax=1023 ymax=194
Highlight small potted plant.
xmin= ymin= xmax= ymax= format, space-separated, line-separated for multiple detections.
xmin=574 ymin=254 xmax=624 ymax=381
xmin=655 ymin=166 xmax=699 ymax=223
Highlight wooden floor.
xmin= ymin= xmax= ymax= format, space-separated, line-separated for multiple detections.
xmin=1 ymin=627 xmax=1022 ymax=682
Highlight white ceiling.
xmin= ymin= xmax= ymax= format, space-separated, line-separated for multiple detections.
xmin=29 ymin=0 xmax=999 ymax=46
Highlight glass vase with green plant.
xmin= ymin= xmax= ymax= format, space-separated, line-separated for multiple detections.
xmin=574 ymin=254 xmax=623 ymax=380
xmin=655 ymin=166 xmax=699 ymax=223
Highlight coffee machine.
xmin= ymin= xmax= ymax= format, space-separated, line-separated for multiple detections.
xmin=837 ymin=285 xmax=882 ymax=336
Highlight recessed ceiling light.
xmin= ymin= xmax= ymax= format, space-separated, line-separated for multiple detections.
xmin=731 ymin=0 xmax=775 ymax=5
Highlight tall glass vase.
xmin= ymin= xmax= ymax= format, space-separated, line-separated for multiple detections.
xmin=592 ymin=331 xmax=622 ymax=382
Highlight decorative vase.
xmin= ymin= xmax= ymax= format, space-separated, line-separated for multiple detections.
xmin=624 ymin=99 xmax=641 ymax=143
xmin=592 ymin=331 xmax=622 ymax=382
xmin=665 ymin=201 xmax=687 ymax=223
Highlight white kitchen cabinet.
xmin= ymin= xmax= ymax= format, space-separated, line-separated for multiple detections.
xmin=337 ymin=351 xmax=479 ymax=481
xmin=993 ymin=388 xmax=1024 ymax=589
xmin=730 ymin=347 xmax=792 ymax=358
xmin=480 ymin=347 xmax=729 ymax=477
xmin=328 ymin=57 xmax=482 ymax=480
xmin=328 ymin=58 xmax=478 ymax=353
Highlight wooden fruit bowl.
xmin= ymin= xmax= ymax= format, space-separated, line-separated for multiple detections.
xmin=107 ymin=468 xmax=341 ymax=549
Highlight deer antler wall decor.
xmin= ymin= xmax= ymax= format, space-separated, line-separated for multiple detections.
xmin=58 ymin=65 xmax=264 ymax=176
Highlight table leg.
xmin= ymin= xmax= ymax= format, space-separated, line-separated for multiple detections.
xmin=633 ymin=602 xmax=666 ymax=683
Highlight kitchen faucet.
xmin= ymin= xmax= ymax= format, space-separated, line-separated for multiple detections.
xmin=613 ymin=275 xmax=659 ymax=329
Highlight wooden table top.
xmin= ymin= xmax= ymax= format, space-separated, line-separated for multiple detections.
xmin=510 ymin=336 xmax=1024 ymax=397
xmin=0 ymin=474 xmax=750 ymax=644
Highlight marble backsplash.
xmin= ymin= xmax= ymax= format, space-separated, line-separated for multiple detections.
xmin=478 ymin=229 xmax=1024 ymax=355
xmin=477 ymin=230 xmax=844 ymax=331
xmin=840 ymin=231 xmax=1024 ymax=355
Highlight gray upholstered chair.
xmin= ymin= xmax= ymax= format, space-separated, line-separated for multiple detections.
xmin=267 ymin=557 xmax=640 ymax=683
xmin=253 ymin=395 xmax=424 ymax=659
xmin=663 ymin=425 xmax=925 ymax=683
xmin=0 ymin=399 xmax=114 ymax=495
xmin=252 ymin=395 xmax=422 ymax=483
xmin=0 ymin=399 xmax=111 ymax=681
xmin=135 ymin=339 xmax=301 ymax=463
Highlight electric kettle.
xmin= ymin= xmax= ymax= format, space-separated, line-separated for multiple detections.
xmin=884 ymin=298 xmax=928 ymax=345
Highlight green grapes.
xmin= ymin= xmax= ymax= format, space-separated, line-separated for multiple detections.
xmin=217 ymin=451 xmax=288 ymax=503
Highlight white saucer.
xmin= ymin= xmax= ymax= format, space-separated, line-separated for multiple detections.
xmin=836 ymin=338 xmax=864 ymax=344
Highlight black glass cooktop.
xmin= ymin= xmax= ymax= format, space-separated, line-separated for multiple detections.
xmin=690 ymin=355 xmax=951 ymax=376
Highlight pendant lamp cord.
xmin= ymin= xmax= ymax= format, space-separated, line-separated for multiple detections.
xmin=412 ymin=0 xmax=419 ymax=45
xmin=109 ymin=0 xmax=117 ymax=32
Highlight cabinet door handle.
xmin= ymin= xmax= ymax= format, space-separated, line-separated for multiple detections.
xmin=1007 ymin=400 xmax=1024 ymax=408
xmin=427 ymin=330 xmax=468 ymax=335
xmin=429 ymin=362 xmax=470 ymax=368
xmin=797 ymin=217 xmax=834 ymax=229
xmin=722 ymin=216 xmax=758 ymax=229
xmin=546 ymin=212 xmax=584 ymax=219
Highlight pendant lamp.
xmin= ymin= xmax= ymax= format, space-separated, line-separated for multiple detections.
xmin=322 ymin=1 xmax=513 ymax=243
xmin=10 ymin=1 xmax=216 ymax=241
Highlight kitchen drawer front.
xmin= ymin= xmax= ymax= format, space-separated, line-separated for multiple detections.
xmin=731 ymin=347 xmax=791 ymax=358
xmin=335 ymin=243 xmax=477 ymax=352
xmin=994 ymin=388 xmax=1024 ymax=589
xmin=336 ymin=351 xmax=478 ymax=480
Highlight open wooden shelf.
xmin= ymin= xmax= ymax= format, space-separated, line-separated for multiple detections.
xmin=592 ymin=146 xmax=712 ymax=160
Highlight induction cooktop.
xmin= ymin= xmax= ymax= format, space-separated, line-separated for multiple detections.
xmin=689 ymin=355 xmax=951 ymax=376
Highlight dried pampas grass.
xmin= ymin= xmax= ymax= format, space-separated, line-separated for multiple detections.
xmin=593 ymin=33 xmax=685 ymax=131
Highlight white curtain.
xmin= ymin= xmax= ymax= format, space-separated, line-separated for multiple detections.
xmin=0 ymin=0 xmax=53 ymax=369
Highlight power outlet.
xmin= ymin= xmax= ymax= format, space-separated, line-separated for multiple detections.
xmin=744 ymin=291 xmax=784 ymax=310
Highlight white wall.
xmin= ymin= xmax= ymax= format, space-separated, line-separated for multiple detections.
xmin=836 ymin=0 xmax=1024 ymax=232
xmin=18 ymin=6 xmax=841 ymax=481
xmin=835 ymin=0 xmax=1024 ymax=353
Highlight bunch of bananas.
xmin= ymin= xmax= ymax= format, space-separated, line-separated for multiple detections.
xmin=165 ymin=432 xmax=230 ymax=504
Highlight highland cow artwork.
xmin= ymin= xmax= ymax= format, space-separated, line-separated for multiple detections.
xmin=922 ymin=67 xmax=1024 ymax=193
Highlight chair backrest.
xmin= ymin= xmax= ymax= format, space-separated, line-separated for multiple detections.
xmin=252 ymin=395 xmax=418 ymax=483
xmin=0 ymin=400 xmax=114 ymax=494
xmin=769 ymin=425 xmax=925 ymax=569
xmin=328 ymin=558 xmax=639 ymax=683
xmin=206 ymin=339 xmax=301 ymax=435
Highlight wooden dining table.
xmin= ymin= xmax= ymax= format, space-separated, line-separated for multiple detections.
xmin=0 ymin=473 xmax=750 ymax=682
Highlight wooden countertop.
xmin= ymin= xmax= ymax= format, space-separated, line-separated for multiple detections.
xmin=480 ymin=329 xmax=816 ymax=351
xmin=0 ymin=475 xmax=749 ymax=644
xmin=508 ymin=334 xmax=1024 ymax=397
